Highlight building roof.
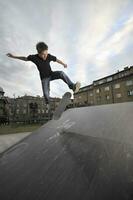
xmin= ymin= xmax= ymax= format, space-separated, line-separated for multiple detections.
xmin=77 ymin=65 xmax=133 ymax=93
xmin=93 ymin=65 xmax=133 ymax=83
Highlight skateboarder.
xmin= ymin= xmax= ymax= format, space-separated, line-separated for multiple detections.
xmin=6 ymin=42 xmax=81 ymax=112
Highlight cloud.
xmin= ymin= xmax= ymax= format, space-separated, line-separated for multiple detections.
xmin=94 ymin=15 xmax=133 ymax=76
xmin=73 ymin=0 xmax=133 ymax=83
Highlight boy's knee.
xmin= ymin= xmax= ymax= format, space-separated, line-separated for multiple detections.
xmin=60 ymin=71 xmax=65 ymax=77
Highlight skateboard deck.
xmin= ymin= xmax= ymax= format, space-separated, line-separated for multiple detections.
xmin=53 ymin=92 xmax=71 ymax=120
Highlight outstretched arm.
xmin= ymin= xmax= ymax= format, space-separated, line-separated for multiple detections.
xmin=56 ymin=59 xmax=67 ymax=68
xmin=6 ymin=53 xmax=28 ymax=61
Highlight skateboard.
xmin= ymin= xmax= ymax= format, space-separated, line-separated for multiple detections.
xmin=53 ymin=92 xmax=71 ymax=120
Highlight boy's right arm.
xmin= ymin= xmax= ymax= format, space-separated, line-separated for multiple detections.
xmin=6 ymin=53 xmax=28 ymax=61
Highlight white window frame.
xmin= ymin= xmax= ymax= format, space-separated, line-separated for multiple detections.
xmin=105 ymin=86 xmax=110 ymax=91
xmin=126 ymin=80 xmax=133 ymax=86
xmin=96 ymin=89 xmax=100 ymax=93
xmin=16 ymin=109 xmax=19 ymax=114
xmin=99 ymin=80 xmax=105 ymax=84
xmin=127 ymin=90 xmax=133 ymax=96
xmin=114 ymin=83 xmax=120 ymax=89
xmin=106 ymin=95 xmax=110 ymax=100
xmin=107 ymin=77 xmax=112 ymax=82
xmin=23 ymin=109 xmax=26 ymax=114
xmin=90 ymin=100 xmax=93 ymax=104
xmin=116 ymin=93 xmax=122 ymax=98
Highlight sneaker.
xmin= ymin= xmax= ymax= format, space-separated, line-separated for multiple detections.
xmin=73 ymin=82 xmax=81 ymax=93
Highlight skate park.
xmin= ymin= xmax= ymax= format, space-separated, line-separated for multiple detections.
xmin=0 ymin=101 xmax=133 ymax=200
xmin=1 ymin=0 xmax=133 ymax=199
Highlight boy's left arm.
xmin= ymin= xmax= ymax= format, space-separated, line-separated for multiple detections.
xmin=56 ymin=59 xmax=67 ymax=68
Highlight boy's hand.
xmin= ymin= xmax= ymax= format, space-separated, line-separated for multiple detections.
xmin=6 ymin=53 xmax=14 ymax=58
xmin=63 ymin=64 xmax=67 ymax=68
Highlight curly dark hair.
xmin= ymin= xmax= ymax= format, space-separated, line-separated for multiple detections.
xmin=36 ymin=42 xmax=48 ymax=53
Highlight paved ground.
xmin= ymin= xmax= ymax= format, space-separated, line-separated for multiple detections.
xmin=0 ymin=102 xmax=133 ymax=200
xmin=0 ymin=132 xmax=31 ymax=153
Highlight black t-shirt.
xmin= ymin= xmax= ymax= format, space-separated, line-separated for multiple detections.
xmin=27 ymin=54 xmax=57 ymax=79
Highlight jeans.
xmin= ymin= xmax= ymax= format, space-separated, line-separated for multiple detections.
xmin=41 ymin=71 xmax=75 ymax=104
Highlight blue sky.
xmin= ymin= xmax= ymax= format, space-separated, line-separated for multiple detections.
xmin=0 ymin=0 xmax=133 ymax=98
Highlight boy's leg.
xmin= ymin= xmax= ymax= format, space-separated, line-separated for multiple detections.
xmin=41 ymin=77 xmax=50 ymax=107
xmin=50 ymin=71 xmax=75 ymax=90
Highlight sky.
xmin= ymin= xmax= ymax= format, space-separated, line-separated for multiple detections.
xmin=0 ymin=0 xmax=133 ymax=98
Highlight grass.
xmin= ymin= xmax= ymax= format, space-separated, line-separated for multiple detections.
xmin=0 ymin=123 xmax=42 ymax=135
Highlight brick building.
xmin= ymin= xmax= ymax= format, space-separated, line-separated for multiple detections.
xmin=8 ymin=95 xmax=61 ymax=123
xmin=74 ymin=66 xmax=133 ymax=107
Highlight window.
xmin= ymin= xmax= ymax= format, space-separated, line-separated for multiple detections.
xmin=114 ymin=83 xmax=120 ymax=89
xmin=89 ymin=85 xmax=93 ymax=89
xmin=90 ymin=93 xmax=93 ymax=96
xmin=114 ymin=75 xmax=118 ymax=79
xmin=116 ymin=93 xmax=122 ymax=98
xmin=127 ymin=90 xmax=133 ymax=96
xmin=24 ymin=103 xmax=27 ymax=108
xmin=105 ymin=86 xmax=110 ymax=91
xmin=126 ymin=80 xmax=133 ymax=86
xmin=106 ymin=95 xmax=110 ymax=100
xmin=99 ymin=79 xmax=105 ymax=84
xmin=97 ymin=96 xmax=101 ymax=101
xmin=107 ymin=77 xmax=112 ymax=82
xmin=16 ymin=109 xmax=19 ymax=114
xmin=121 ymin=73 xmax=124 ymax=77
xmin=93 ymin=82 xmax=98 ymax=86
xmin=23 ymin=109 xmax=26 ymax=114
xmin=96 ymin=89 xmax=100 ymax=93
xmin=124 ymin=71 xmax=129 ymax=76
xmin=90 ymin=100 xmax=93 ymax=104
xmin=10 ymin=110 xmax=13 ymax=115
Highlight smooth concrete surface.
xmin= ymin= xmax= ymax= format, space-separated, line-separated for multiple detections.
xmin=58 ymin=101 xmax=133 ymax=144
xmin=0 ymin=132 xmax=31 ymax=153
xmin=0 ymin=102 xmax=133 ymax=200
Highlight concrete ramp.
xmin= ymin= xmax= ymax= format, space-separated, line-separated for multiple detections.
xmin=58 ymin=101 xmax=133 ymax=144
xmin=0 ymin=102 xmax=133 ymax=200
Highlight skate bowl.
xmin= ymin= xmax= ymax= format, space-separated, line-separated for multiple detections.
xmin=0 ymin=102 xmax=133 ymax=200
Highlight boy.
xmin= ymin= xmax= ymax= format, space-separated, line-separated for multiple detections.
xmin=6 ymin=42 xmax=81 ymax=112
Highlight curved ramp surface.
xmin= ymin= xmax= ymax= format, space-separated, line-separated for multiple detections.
xmin=0 ymin=102 xmax=133 ymax=200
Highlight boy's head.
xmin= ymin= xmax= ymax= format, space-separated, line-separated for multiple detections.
xmin=36 ymin=42 xmax=48 ymax=59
